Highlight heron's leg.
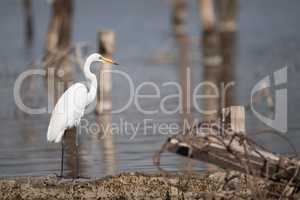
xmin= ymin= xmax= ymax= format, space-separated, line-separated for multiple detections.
xmin=60 ymin=135 xmax=65 ymax=177
xmin=75 ymin=127 xmax=80 ymax=178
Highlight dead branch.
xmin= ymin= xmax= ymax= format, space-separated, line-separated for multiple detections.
xmin=158 ymin=131 xmax=300 ymax=195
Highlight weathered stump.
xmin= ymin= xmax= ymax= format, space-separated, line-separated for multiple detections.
xmin=96 ymin=29 xmax=115 ymax=114
xmin=218 ymin=0 xmax=238 ymax=33
xmin=197 ymin=0 xmax=216 ymax=33
xmin=171 ymin=0 xmax=187 ymax=37
xmin=22 ymin=0 xmax=33 ymax=46
xmin=44 ymin=0 xmax=73 ymax=82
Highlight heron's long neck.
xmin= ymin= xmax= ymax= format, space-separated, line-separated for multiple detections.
xmin=84 ymin=58 xmax=97 ymax=104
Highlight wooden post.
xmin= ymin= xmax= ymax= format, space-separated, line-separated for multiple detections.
xmin=95 ymin=28 xmax=117 ymax=172
xmin=44 ymin=0 xmax=73 ymax=82
xmin=96 ymin=29 xmax=115 ymax=114
xmin=22 ymin=0 xmax=33 ymax=46
xmin=177 ymin=36 xmax=191 ymax=124
xmin=218 ymin=0 xmax=237 ymax=33
xmin=219 ymin=31 xmax=236 ymax=108
xmin=98 ymin=113 xmax=117 ymax=175
xmin=200 ymin=27 xmax=221 ymax=121
xmin=171 ymin=0 xmax=187 ymax=37
xmin=197 ymin=0 xmax=216 ymax=33
xmin=171 ymin=0 xmax=190 ymax=123
xmin=218 ymin=1 xmax=238 ymax=110
xmin=222 ymin=106 xmax=245 ymax=133
xmin=45 ymin=0 xmax=73 ymax=52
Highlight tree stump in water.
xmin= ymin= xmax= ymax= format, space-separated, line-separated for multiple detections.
xmin=218 ymin=0 xmax=237 ymax=33
xmin=22 ymin=0 xmax=34 ymax=46
xmin=44 ymin=0 xmax=73 ymax=82
xmin=96 ymin=29 xmax=115 ymax=114
xmin=197 ymin=0 xmax=216 ymax=33
xmin=171 ymin=0 xmax=187 ymax=37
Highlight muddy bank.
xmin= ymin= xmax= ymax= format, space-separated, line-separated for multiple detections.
xmin=0 ymin=171 xmax=290 ymax=200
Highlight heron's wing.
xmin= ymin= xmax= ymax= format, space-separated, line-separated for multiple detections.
xmin=47 ymin=83 xmax=88 ymax=143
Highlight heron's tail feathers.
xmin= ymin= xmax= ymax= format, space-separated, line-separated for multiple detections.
xmin=47 ymin=128 xmax=65 ymax=143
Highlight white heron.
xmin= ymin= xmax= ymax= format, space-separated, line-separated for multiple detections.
xmin=47 ymin=53 xmax=118 ymax=178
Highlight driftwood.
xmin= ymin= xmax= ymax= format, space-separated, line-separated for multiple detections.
xmin=154 ymin=138 xmax=300 ymax=199
xmin=165 ymin=134 xmax=300 ymax=184
xmin=154 ymin=117 xmax=300 ymax=199
xmin=153 ymin=107 xmax=300 ymax=198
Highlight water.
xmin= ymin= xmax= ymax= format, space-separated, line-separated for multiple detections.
xmin=0 ymin=0 xmax=300 ymax=177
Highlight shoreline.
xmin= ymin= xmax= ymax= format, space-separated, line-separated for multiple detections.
xmin=0 ymin=171 xmax=282 ymax=200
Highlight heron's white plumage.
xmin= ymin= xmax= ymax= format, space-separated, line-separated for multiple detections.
xmin=46 ymin=53 xmax=117 ymax=144
xmin=46 ymin=53 xmax=118 ymax=178
xmin=47 ymin=53 xmax=104 ymax=143
xmin=47 ymin=83 xmax=88 ymax=143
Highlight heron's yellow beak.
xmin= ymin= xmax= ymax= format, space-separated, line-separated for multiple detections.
xmin=102 ymin=56 xmax=119 ymax=65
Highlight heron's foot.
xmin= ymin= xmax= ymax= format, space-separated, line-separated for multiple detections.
xmin=72 ymin=175 xmax=90 ymax=180
xmin=54 ymin=173 xmax=67 ymax=179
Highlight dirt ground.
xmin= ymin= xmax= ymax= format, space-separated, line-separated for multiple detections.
xmin=0 ymin=171 xmax=293 ymax=200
